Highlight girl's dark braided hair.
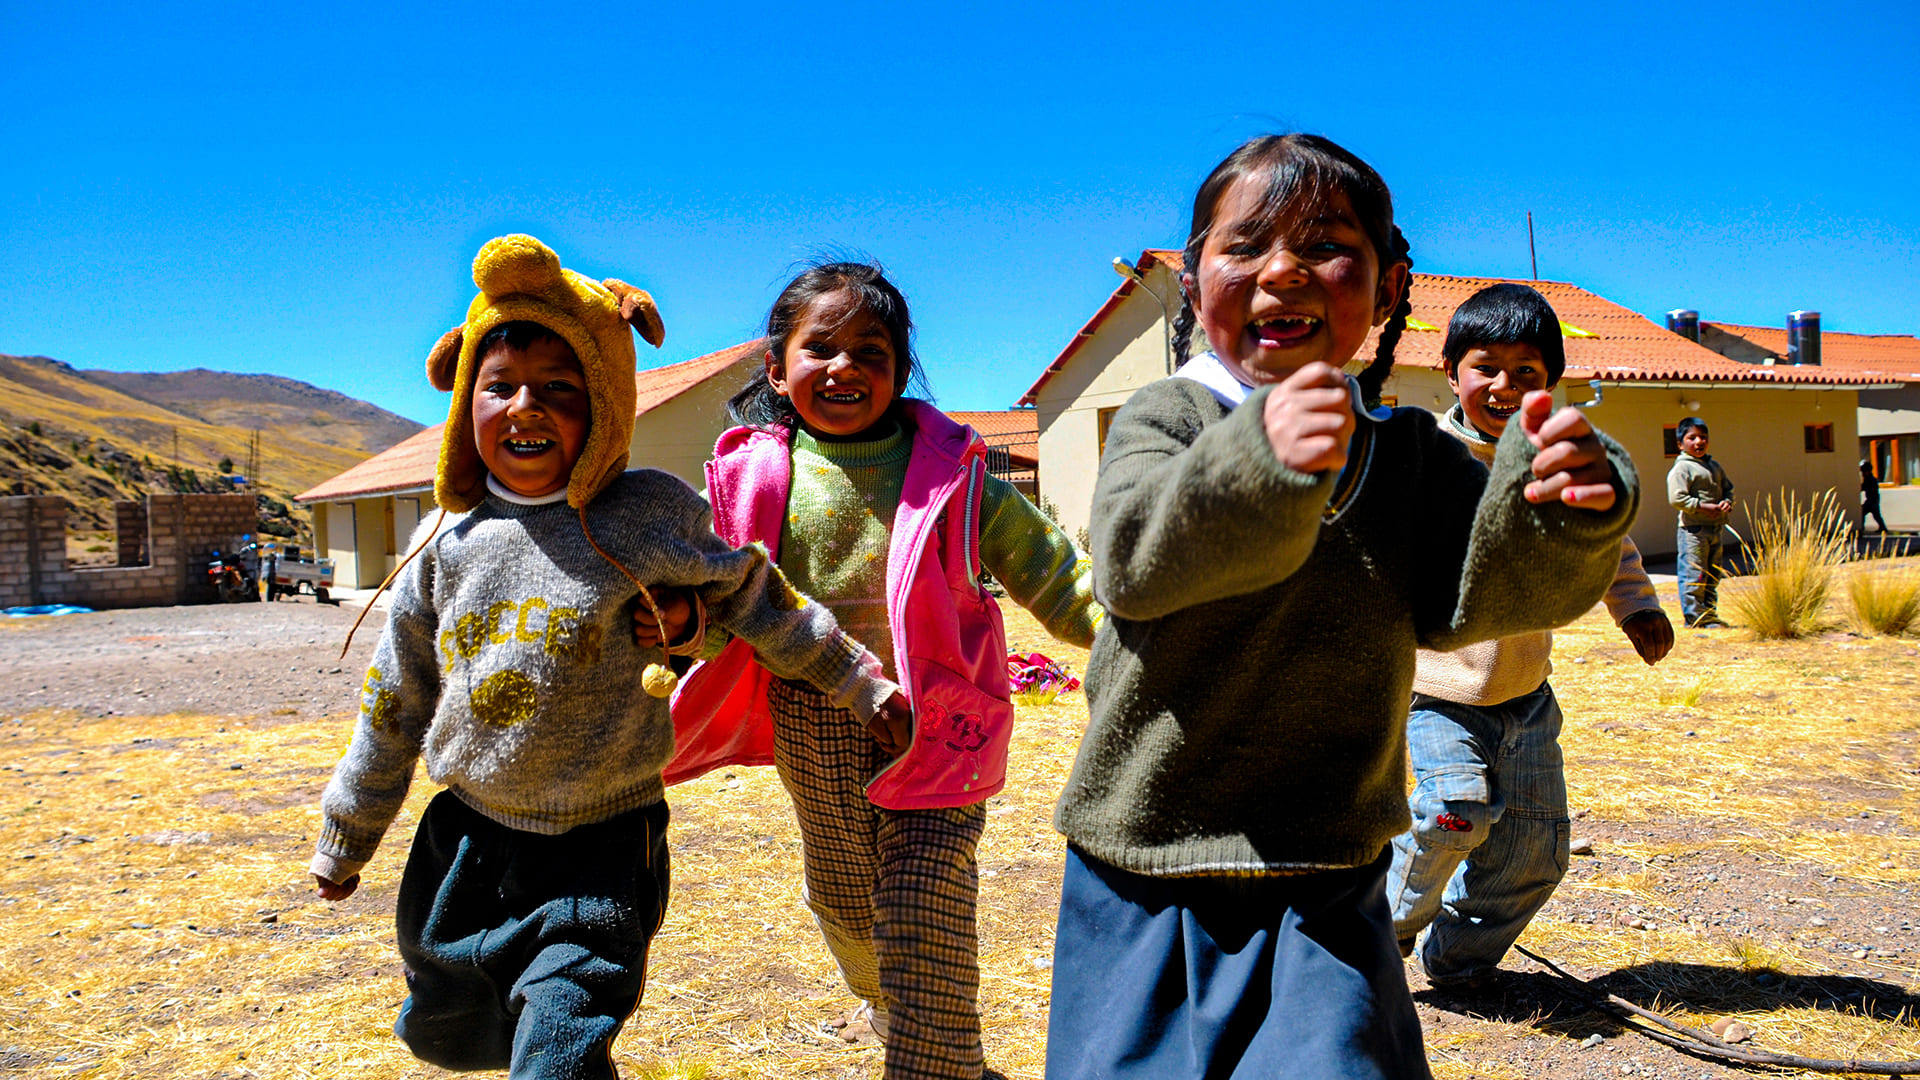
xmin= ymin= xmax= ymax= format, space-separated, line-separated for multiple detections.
xmin=1171 ymin=134 xmax=1414 ymax=405
xmin=1354 ymin=225 xmax=1413 ymax=407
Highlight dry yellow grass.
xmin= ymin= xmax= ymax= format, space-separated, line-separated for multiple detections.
xmin=1516 ymin=562 xmax=1920 ymax=1069
xmin=1850 ymin=562 xmax=1920 ymax=637
xmin=2 ymin=571 xmax=1916 ymax=1077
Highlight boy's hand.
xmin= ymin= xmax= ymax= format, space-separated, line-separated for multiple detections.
xmin=1261 ymin=363 xmax=1355 ymax=475
xmin=314 ymin=873 xmax=359 ymax=901
xmin=632 ymin=588 xmax=694 ymax=649
xmin=1620 ymin=609 xmax=1674 ymax=665
xmin=1518 ymin=391 xmax=1616 ymax=511
xmin=867 ymin=692 xmax=912 ymax=757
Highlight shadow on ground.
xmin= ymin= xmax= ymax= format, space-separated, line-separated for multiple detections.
xmin=1417 ymin=961 xmax=1920 ymax=1036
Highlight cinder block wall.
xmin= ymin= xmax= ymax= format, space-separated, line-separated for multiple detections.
xmin=115 ymin=501 xmax=148 ymax=566
xmin=0 ymin=493 xmax=257 ymax=610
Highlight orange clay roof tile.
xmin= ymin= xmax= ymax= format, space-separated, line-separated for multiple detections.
xmin=1701 ymin=323 xmax=1920 ymax=380
xmin=947 ymin=410 xmax=1039 ymax=468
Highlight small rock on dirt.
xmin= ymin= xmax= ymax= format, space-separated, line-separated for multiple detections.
xmin=1708 ymin=1017 xmax=1753 ymax=1043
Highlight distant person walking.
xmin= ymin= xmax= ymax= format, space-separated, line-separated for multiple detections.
xmin=1666 ymin=417 xmax=1733 ymax=627
xmin=1862 ymin=459 xmax=1891 ymax=534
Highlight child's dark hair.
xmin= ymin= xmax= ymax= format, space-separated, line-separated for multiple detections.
xmin=728 ymin=260 xmax=929 ymax=428
xmin=1171 ymin=134 xmax=1414 ymax=404
xmin=1676 ymin=416 xmax=1709 ymax=438
xmin=1441 ymin=283 xmax=1567 ymax=385
xmin=477 ymin=320 xmax=568 ymax=358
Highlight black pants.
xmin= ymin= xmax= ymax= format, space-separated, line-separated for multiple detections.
xmin=393 ymin=792 xmax=670 ymax=1079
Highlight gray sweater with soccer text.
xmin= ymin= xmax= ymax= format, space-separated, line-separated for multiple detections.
xmin=311 ymin=470 xmax=894 ymax=883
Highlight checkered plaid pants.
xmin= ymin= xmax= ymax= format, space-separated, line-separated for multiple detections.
xmin=768 ymin=677 xmax=988 ymax=1080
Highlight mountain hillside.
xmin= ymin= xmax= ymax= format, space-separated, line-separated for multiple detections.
xmin=82 ymin=368 xmax=423 ymax=456
xmin=1 ymin=354 xmax=423 ymax=548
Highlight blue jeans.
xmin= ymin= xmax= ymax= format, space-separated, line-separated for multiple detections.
xmin=1676 ymin=525 xmax=1724 ymax=625
xmin=1387 ymin=684 xmax=1569 ymax=984
xmin=394 ymin=793 xmax=670 ymax=1079
xmin=1049 ymin=846 xmax=1431 ymax=1080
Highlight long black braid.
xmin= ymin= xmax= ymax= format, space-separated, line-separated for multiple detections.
xmin=1355 ymin=226 xmax=1414 ymax=407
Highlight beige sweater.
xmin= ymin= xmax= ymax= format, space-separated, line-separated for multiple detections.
xmin=1411 ymin=406 xmax=1663 ymax=706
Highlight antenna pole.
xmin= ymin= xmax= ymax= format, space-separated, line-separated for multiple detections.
xmin=1527 ymin=211 xmax=1538 ymax=280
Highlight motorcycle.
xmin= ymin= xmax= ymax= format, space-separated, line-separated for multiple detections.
xmin=207 ymin=540 xmax=262 ymax=603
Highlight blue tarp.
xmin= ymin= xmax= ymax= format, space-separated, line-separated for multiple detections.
xmin=4 ymin=604 xmax=94 ymax=617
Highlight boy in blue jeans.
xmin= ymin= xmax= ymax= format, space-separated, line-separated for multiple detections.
xmin=1667 ymin=417 xmax=1734 ymax=627
xmin=1388 ymin=283 xmax=1675 ymax=987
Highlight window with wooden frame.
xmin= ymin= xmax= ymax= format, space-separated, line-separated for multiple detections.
xmin=1868 ymin=434 xmax=1920 ymax=485
xmin=1662 ymin=425 xmax=1679 ymax=458
xmin=1097 ymin=406 xmax=1119 ymax=459
xmin=1803 ymin=423 xmax=1834 ymax=453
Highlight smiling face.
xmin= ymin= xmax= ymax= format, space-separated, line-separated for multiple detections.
xmin=767 ymin=290 xmax=900 ymax=438
xmin=471 ymin=334 xmax=590 ymax=498
xmin=1185 ymin=175 xmax=1405 ymax=388
xmin=1448 ymin=342 xmax=1552 ymax=438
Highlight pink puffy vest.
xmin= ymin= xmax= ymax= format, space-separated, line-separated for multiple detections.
xmin=665 ymin=401 xmax=1014 ymax=810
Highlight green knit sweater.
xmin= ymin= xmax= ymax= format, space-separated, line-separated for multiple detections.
xmin=1054 ymin=378 xmax=1639 ymax=876
xmin=779 ymin=424 xmax=1101 ymax=679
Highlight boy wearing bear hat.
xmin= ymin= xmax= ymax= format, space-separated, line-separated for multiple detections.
xmin=310 ymin=235 xmax=908 ymax=1078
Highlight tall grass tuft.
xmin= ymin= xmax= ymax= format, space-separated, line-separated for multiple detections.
xmin=1723 ymin=488 xmax=1852 ymax=639
xmin=1656 ymin=674 xmax=1711 ymax=707
xmin=1848 ymin=564 xmax=1920 ymax=636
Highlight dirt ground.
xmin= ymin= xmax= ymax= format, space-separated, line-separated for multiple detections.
xmin=1 ymin=569 xmax=1917 ymax=1078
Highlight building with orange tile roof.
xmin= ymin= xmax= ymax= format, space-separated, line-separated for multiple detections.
xmin=1696 ymin=321 xmax=1920 ymax=530
xmin=1024 ymin=251 xmax=1900 ymax=556
xmin=946 ymin=409 xmax=1038 ymax=495
xmin=298 ymin=342 xmax=762 ymax=587
xmin=300 ymin=344 xmax=1054 ymax=587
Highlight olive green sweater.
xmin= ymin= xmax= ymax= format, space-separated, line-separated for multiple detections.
xmin=1054 ymin=379 xmax=1639 ymax=876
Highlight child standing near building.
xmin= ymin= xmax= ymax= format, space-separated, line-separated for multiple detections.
xmin=666 ymin=261 xmax=1100 ymax=1080
xmin=1047 ymin=134 xmax=1642 ymax=1080
xmin=309 ymin=236 xmax=906 ymax=1080
xmin=1388 ymin=283 xmax=1675 ymax=989
xmin=1667 ymin=416 xmax=1733 ymax=627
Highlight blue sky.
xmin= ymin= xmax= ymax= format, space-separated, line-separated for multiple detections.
xmin=4 ymin=1 xmax=1916 ymax=427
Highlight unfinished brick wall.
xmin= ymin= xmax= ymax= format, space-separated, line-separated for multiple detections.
xmin=0 ymin=494 xmax=258 ymax=610
xmin=115 ymin=501 xmax=148 ymax=567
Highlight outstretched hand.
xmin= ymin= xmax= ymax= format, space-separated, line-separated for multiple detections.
xmin=868 ymin=692 xmax=913 ymax=757
xmin=1261 ymin=363 xmax=1356 ymax=475
xmin=314 ymin=874 xmax=359 ymax=901
xmin=1518 ymin=392 xmax=1617 ymax=511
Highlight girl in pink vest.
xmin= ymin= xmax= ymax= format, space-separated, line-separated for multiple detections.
xmin=668 ymin=261 xmax=1100 ymax=1079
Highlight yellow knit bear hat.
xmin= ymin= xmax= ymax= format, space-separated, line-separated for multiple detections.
xmin=424 ymin=234 xmax=664 ymax=513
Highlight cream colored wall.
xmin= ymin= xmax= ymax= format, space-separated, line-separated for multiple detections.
xmin=1859 ymin=385 xmax=1920 ymax=439
xmin=352 ymin=497 xmax=392 ymax=588
xmin=1859 ymin=386 xmax=1920 ymax=529
xmin=322 ymin=502 xmax=359 ymax=587
xmin=312 ymin=505 xmax=330 ymax=564
xmin=1033 ymin=266 xmax=1181 ymax=537
xmin=628 ymin=362 xmax=754 ymax=489
xmin=1581 ymin=386 xmax=1860 ymax=559
xmin=1379 ymin=366 xmax=1460 ymax=418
